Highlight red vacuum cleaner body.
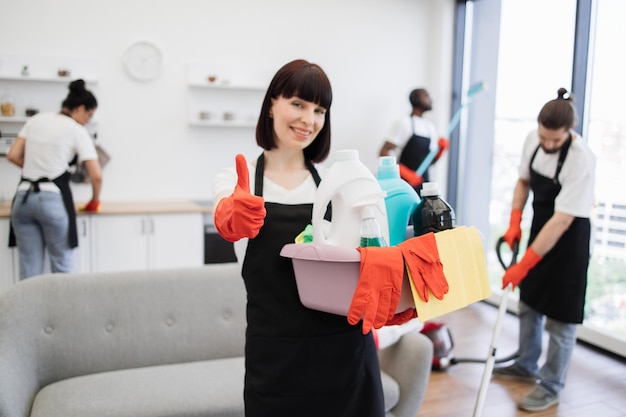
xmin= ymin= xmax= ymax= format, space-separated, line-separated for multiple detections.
xmin=421 ymin=321 xmax=455 ymax=370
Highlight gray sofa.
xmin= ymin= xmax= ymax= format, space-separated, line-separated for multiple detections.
xmin=0 ymin=263 xmax=433 ymax=417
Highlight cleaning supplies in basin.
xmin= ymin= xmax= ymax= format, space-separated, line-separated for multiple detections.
xmin=280 ymin=242 xmax=415 ymax=316
xmin=311 ymin=149 xmax=389 ymax=249
xmin=376 ymin=156 xmax=420 ymax=245
xmin=413 ymin=182 xmax=455 ymax=236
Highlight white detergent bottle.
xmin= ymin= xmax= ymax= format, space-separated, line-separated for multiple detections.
xmin=312 ymin=150 xmax=389 ymax=249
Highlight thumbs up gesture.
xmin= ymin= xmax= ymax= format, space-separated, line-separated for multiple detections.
xmin=214 ymin=154 xmax=267 ymax=242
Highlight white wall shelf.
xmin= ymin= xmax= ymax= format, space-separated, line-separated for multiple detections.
xmin=0 ymin=55 xmax=98 ymax=137
xmin=0 ymin=116 xmax=29 ymax=123
xmin=188 ymin=82 xmax=264 ymax=91
xmin=189 ymin=120 xmax=257 ymax=128
xmin=0 ymin=76 xmax=97 ymax=84
xmin=186 ymin=62 xmax=269 ymax=129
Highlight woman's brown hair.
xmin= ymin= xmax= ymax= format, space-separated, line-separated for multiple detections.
xmin=256 ymin=59 xmax=332 ymax=163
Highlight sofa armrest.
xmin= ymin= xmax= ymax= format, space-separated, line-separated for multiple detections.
xmin=378 ymin=331 xmax=433 ymax=417
xmin=0 ymin=283 xmax=42 ymax=417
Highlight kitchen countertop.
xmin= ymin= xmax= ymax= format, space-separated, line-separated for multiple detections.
xmin=0 ymin=200 xmax=213 ymax=218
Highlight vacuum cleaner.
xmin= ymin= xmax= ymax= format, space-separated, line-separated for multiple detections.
xmin=420 ymin=320 xmax=518 ymax=371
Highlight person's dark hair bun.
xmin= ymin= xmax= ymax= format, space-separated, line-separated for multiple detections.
xmin=68 ymin=79 xmax=87 ymax=94
xmin=62 ymin=79 xmax=97 ymax=111
xmin=557 ymin=87 xmax=572 ymax=101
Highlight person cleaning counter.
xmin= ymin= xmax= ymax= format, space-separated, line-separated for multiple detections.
xmin=6 ymin=80 xmax=102 ymax=279
xmin=1 ymin=200 xmax=212 ymax=289
xmin=0 ymin=200 xmax=213 ymax=216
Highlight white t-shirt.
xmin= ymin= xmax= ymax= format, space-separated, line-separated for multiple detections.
xmin=518 ymin=129 xmax=596 ymax=218
xmin=17 ymin=112 xmax=97 ymax=191
xmin=384 ymin=115 xmax=439 ymax=153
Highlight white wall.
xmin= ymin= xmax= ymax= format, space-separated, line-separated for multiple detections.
xmin=0 ymin=0 xmax=455 ymax=203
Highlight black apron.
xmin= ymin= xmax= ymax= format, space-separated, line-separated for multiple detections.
xmin=399 ymin=115 xmax=431 ymax=187
xmin=241 ymin=154 xmax=384 ymax=417
xmin=519 ymin=136 xmax=590 ymax=324
xmin=8 ymin=171 xmax=78 ymax=248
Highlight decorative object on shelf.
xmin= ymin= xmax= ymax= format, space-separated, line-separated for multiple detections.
xmin=21 ymin=65 xmax=29 ymax=76
xmin=122 ymin=41 xmax=163 ymax=82
xmin=25 ymin=107 xmax=39 ymax=117
xmin=207 ymin=75 xmax=217 ymax=83
xmin=1 ymin=92 xmax=14 ymax=117
xmin=199 ymin=111 xmax=211 ymax=120
xmin=57 ymin=68 xmax=71 ymax=77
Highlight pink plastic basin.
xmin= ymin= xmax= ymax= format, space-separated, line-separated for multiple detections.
xmin=280 ymin=243 xmax=415 ymax=317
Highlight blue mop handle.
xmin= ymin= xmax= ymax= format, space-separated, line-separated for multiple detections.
xmin=415 ymin=81 xmax=485 ymax=177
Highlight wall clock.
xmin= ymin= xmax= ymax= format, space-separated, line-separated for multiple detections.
xmin=122 ymin=41 xmax=163 ymax=82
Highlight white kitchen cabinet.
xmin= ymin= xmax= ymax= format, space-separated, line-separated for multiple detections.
xmin=89 ymin=213 xmax=204 ymax=273
xmin=73 ymin=215 xmax=92 ymax=273
xmin=0 ymin=218 xmax=18 ymax=293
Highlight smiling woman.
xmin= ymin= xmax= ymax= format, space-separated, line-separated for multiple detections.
xmin=212 ymin=59 xmax=390 ymax=417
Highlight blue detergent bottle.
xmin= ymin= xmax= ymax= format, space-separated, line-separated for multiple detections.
xmin=413 ymin=182 xmax=455 ymax=236
xmin=377 ymin=156 xmax=421 ymax=245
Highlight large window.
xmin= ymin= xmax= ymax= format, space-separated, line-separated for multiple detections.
xmin=581 ymin=0 xmax=626 ymax=343
xmin=466 ymin=0 xmax=626 ymax=356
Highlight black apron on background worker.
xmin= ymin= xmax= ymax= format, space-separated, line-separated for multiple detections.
xmin=520 ymin=136 xmax=590 ymax=323
xmin=8 ymin=170 xmax=78 ymax=249
xmin=399 ymin=116 xmax=431 ymax=185
xmin=241 ymin=154 xmax=384 ymax=417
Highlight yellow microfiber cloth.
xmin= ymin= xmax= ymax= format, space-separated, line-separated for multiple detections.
xmin=410 ymin=226 xmax=491 ymax=321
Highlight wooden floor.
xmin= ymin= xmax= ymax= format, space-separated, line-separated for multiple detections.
xmin=416 ymin=301 xmax=626 ymax=417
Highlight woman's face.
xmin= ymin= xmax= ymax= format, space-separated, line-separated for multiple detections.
xmin=270 ymin=95 xmax=326 ymax=150
xmin=73 ymin=105 xmax=96 ymax=126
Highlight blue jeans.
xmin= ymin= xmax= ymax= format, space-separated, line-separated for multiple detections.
xmin=514 ymin=301 xmax=578 ymax=394
xmin=10 ymin=190 xmax=73 ymax=279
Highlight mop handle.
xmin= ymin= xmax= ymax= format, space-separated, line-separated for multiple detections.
xmin=473 ymin=284 xmax=511 ymax=417
xmin=415 ymin=81 xmax=485 ymax=177
xmin=472 ymin=237 xmax=518 ymax=417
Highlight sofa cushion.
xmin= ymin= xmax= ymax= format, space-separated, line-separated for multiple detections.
xmin=30 ymin=357 xmax=401 ymax=417
xmin=381 ymin=370 xmax=400 ymax=413
xmin=30 ymin=358 xmax=246 ymax=417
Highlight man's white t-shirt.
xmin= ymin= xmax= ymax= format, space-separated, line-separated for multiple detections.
xmin=384 ymin=115 xmax=439 ymax=154
xmin=518 ymin=129 xmax=596 ymax=218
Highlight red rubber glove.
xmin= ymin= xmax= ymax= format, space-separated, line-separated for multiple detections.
xmin=502 ymin=247 xmax=542 ymax=289
xmin=434 ymin=137 xmax=450 ymax=160
xmin=386 ymin=308 xmax=418 ymax=326
xmin=503 ymin=208 xmax=523 ymax=250
xmin=214 ymin=154 xmax=266 ymax=242
xmin=80 ymin=200 xmax=100 ymax=212
xmin=398 ymin=233 xmax=448 ymax=302
xmin=348 ymin=246 xmax=404 ymax=334
xmin=399 ymin=163 xmax=423 ymax=188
